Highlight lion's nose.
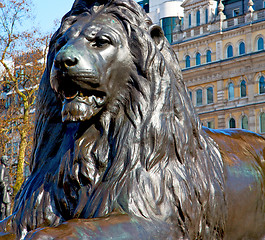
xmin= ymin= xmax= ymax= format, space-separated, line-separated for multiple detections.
xmin=54 ymin=43 xmax=81 ymax=71
xmin=54 ymin=53 xmax=79 ymax=71
xmin=63 ymin=56 xmax=78 ymax=68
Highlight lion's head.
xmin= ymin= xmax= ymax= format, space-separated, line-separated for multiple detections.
xmin=8 ymin=0 xmax=226 ymax=239
xmin=50 ymin=13 xmax=133 ymax=122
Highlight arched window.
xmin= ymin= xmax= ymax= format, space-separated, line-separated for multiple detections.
xmin=259 ymin=76 xmax=265 ymax=94
xmin=229 ymin=118 xmax=236 ymax=128
xmin=257 ymin=37 xmax=264 ymax=51
xmin=241 ymin=116 xmax=248 ymax=130
xmin=227 ymin=45 xmax=233 ymax=58
xmin=240 ymin=80 xmax=246 ymax=97
xmin=189 ymin=14 xmax=192 ymax=27
xmin=239 ymin=42 xmax=245 ymax=55
xmin=196 ymin=89 xmax=202 ymax=106
xmin=206 ymin=50 xmax=211 ymax=63
xmin=205 ymin=8 xmax=208 ymax=24
xmin=196 ymin=10 xmax=200 ymax=26
xmin=185 ymin=55 xmax=191 ymax=68
xmin=207 ymin=87 xmax=213 ymax=104
xmin=228 ymin=82 xmax=234 ymax=100
xmin=189 ymin=91 xmax=192 ymax=100
xmin=196 ymin=52 xmax=201 ymax=65
xmin=260 ymin=113 xmax=265 ymax=133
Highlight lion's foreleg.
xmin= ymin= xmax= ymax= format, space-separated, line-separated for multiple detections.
xmin=24 ymin=212 xmax=173 ymax=239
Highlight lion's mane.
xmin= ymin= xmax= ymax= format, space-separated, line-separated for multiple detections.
xmin=10 ymin=0 xmax=226 ymax=238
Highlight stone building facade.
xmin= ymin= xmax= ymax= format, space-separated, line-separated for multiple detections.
xmin=138 ymin=0 xmax=184 ymax=43
xmin=172 ymin=0 xmax=265 ymax=135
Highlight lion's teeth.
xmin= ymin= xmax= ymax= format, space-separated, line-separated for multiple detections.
xmin=92 ymin=95 xmax=97 ymax=105
xmin=96 ymin=97 xmax=104 ymax=105
xmin=91 ymin=96 xmax=104 ymax=106
xmin=88 ymin=96 xmax=94 ymax=103
xmin=83 ymin=95 xmax=104 ymax=106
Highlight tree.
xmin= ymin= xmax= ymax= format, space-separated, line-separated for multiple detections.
xmin=0 ymin=0 xmax=50 ymax=195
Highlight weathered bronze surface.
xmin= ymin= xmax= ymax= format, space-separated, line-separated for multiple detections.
xmin=0 ymin=0 xmax=265 ymax=239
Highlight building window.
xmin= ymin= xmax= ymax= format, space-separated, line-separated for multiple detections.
xmin=239 ymin=42 xmax=245 ymax=55
xmin=241 ymin=116 xmax=248 ymax=130
xmin=263 ymin=0 xmax=265 ymax=8
xmin=259 ymin=76 xmax=265 ymax=94
xmin=207 ymin=87 xmax=213 ymax=104
xmin=206 ymin=50 xmax=211 ymax=63
xmin=196 ymin=89 xmax=202 ymax=106
xmin=227 ymin=45 xmax=233 ymax=58
xmin=229 ymin=118 xmax=236 ymax=128
xmin=189 ymin=91 xmax=192 ymax=100
xmin=205 ymin=8 xmax=208 ymax=24
xmin=228 ymin=82 xmax=234 ymax=100
xmin=258 ymin=37 xmax=264 ymax=50
xmin=161 ymin=17 xmax=177 ymax=43
xmin=240 ymin=80 xmax=247 ymax=97
xmin=207 ymin=121 xmax=214 ymax=129
xmin=15 ymin=70 xmax=20 ymax=78
xmin=196 ymin=52 xmax=201 ymax=65
xmin=260 ymin=113 xmax=265 ymax=133
xmin=138 ymin=0 xmax=149 ymax=13
xmin=5 ymin=97 xmax=11 ymax=109
xmin=233 ymin=8 xmax=240 ymax=17
xmin=196 ymin=10 xmax=200 ymax=26
xmin=3 ymin=83 xmax=10 ymax=93
xmin=189 ymin=14 xmax=191 ymax=28
xmin=185 ymin=55 xmax=191 ymax=68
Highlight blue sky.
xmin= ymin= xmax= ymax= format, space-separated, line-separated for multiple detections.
xmin=31 ymin=1 xmax=141 ymax=33
xmin=32 ymin=0 xmax=74 ymax=33
xmin=31 ymin=0 xmax=140 ymax=33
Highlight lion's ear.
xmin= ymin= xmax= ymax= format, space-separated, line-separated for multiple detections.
xmin=150 ymin=25 xmax=165 ymax=51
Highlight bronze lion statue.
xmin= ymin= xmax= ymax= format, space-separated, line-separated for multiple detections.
xmin=1 ymin=0 xmax=265 ymax=239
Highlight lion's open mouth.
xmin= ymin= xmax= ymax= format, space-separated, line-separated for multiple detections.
xmin=62 ymin=89 xmax=106 ymax=107
xmin=60 ymin=87 xmax=106 ymax=122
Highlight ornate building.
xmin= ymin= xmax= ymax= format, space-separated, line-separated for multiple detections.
xmin=138 ymin=0 xmax=184 ymax=43
xmin=172 ymin=0 xmax=265 ymax=135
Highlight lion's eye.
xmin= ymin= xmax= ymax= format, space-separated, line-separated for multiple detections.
xmin=92 ymin=35 xmax=111 ymax=48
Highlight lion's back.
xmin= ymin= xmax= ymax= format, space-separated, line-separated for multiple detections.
xmin=205 ymin=127 xmax=265 ymax=239
xmin=204 ymin=127 xmax=265 ymax=167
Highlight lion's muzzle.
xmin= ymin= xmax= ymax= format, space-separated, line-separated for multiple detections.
xmin=50 ymin=43 xmax=107 ymax=122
